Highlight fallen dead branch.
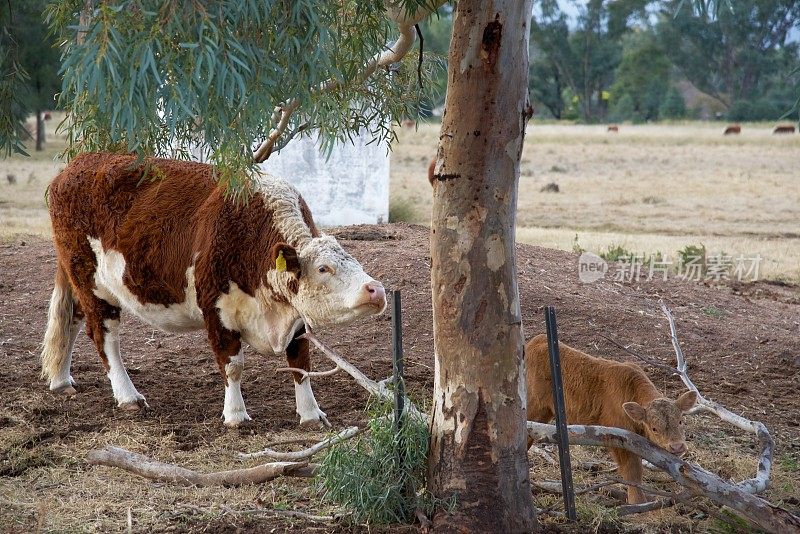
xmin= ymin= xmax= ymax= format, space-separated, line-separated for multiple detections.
xmin=237 ymin=425 xmax=362 ymax=461
xmin=529 ymin=445 xmax=557 ymax=466
xmin=275 ymin=364 xmax=341 ymax=383
xmin=301 ymin=332 xmax=426 ymax=421
xmin=87 ymin=446 xmax=318 ymax=486
xmin=527 ymin=421 xmax=800 ymax=533
xmin=659 ymin=301 xmax=773 ymax=494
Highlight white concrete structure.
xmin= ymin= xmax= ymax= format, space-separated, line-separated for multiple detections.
xmin=183 ymin=133 xmax=389 ymax=227
xmin=184 ymin=130 xmax=390 ymax=227
xmin=259 ymin=132 xmax=390 ymax=227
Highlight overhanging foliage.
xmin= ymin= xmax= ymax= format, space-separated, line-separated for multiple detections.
xmin=46 ymin=0 xmax=442 ymax=197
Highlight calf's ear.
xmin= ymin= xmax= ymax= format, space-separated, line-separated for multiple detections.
xmin=271 ymin=243 xmax=302 ymax=278
xmin=623 ymin=402 xmax=647 ymax=423
xmin=675 ymin=390 xmax=698 ymax=412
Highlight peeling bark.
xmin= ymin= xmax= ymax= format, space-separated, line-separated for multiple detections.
xmin=428 ymin=1 xmax=536 ymax=531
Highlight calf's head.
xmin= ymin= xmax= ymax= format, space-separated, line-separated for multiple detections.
xmin=622 ymin=391 xmax=697 ymax=455
xmin=271 ymin=236 xmax=386 ymax=328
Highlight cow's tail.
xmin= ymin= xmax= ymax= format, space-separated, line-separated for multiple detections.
xmin=40 ymin=264 xmax=75 ymax=382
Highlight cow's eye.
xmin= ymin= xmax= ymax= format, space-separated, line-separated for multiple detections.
xmin=651 ymin=426 xmax=658 ymax=433
xmin=318 ymin=265 xmax=329 ymax=274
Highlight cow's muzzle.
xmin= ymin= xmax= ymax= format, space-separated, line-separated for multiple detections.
xmin=359 ymin=281 xmax=387 ymax=311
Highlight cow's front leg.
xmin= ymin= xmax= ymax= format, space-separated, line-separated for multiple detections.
xmin=208 ymin=319 xmax=251 ymax=427
xmin=222 ymin=351 xmax=251 ymax=427
xmin=286 ymin=332 xmax=330 ymax=428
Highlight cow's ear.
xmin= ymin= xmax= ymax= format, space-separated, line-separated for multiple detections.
xmin=675 ymin=390 xmax=697 ymax=412
xmin=623 ymin=402 xmax=647 ymax=423
xmin=271 ymin=243 xmax=301 ymax=278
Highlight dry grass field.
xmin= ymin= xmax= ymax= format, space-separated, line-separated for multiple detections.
xmin=2 ymin=120 xmax=798 ymax=282
xmin=391 ymin=121 xmax=800 ymax=282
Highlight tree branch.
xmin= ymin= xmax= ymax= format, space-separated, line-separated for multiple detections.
xmin=658 ymin=300 xmax=773 ymax=494
xmin=252 ymin=2 xmax=445 ymax=162
xmin=598 ymin=303 xmax=774 ymax=496
xmin=275 ymin=364 xmax=341 ymax=383
xmin=300 ymin=332 xmax=427 ymax=421
xmin=237 ymin=425 xmax=362 ymax=461
xmin=527 ymin=422 xmax=800 ymax=534
xmin=87 ymin=446 xmax=317 ymax=486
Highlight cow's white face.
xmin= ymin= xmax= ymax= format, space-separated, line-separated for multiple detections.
xmin=281 ymin=236 xmax=386 ymax=329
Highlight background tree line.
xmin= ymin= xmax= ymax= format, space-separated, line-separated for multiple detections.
xmin=2 ymin=0 xmax=799 ymax=157
xmin=422 ymin=0 xmax=800 ymax=123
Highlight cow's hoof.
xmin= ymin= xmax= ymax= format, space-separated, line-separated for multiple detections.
xmin=52 ymin=384 xmax=77 ymax=395
xmin=118 ymin=398 xmax=149 ymax=411
xmin=50 ymin=377 xmax=77 ymax=395
xmin=299 ymin=411 xmax=331 ymax=429
xmin=223 ymin=411 xmax=252 ymax=428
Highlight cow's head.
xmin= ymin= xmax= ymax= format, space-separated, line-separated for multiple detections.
xmin=270 ymin=236 xmax=386 ymax=328
xmin=622 ymin=390 xmax=697 ymax=456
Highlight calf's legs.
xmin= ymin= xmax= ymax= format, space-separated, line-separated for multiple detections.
xmin=611 ymin=448 xmax=647 ymax=504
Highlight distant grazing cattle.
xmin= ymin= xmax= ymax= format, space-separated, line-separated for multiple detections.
xmin=524 ymin=334 xmax=697 ymax=504
xmin=723 ymin=124 xmax=741 ymax=135
xmin=607 ymin=125 xmax=619 ymax=133
xmin=41 ymin=153 xmax=386 ymax=427
xmin=773 ymin=125 xmax=796 ymax=135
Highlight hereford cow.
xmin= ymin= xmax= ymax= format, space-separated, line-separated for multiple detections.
xmin=723 ymin=124 xmax=741 ymax=135
xmin=524 ymin=334 xmax=697 ymax=504
xmin=41 ymin=153 xmax=387 ymax=427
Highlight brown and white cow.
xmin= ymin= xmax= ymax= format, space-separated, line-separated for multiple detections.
xmin=524 ymin=334 xmax=697 ymax=504
xmin=41 ymin=153 xmax=386 ymax=427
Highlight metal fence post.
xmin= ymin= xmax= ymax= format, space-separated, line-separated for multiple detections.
xmin=391 ymin=290 xmax=405 ymax=433
xmin=545 ymin=305 xmax=577 ymax=521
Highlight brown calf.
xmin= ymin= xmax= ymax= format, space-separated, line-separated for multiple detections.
xmin=773 ymin=124 xmax=796 ymax=134
xmin=607 ymin=125 xmax=619 ymax=133
xmin=525 ymin=334 xmax=697 ymax=504
xmin=723 ymin=124 xmax=741 ymax=135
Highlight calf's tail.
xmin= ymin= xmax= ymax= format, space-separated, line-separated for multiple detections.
xmin=40 ymin=264 xmax=75 ymax=382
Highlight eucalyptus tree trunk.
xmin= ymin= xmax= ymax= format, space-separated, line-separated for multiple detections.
xmin=428 ymin=1 xmax=536 ymax=531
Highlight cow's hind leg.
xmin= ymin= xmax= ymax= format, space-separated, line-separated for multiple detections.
xmin=41 ymin=264 xmax=85 ymax=394
xmin=286 ymin=330 xmax=329 ymax=428
xmin=82 ymin=297 xmax=148 ymax=410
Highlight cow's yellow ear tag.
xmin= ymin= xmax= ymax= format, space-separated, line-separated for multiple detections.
xmin=275 ymin=250 xmax=287 ymax=272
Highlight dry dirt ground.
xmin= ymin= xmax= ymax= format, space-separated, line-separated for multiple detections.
xmin=1 ymin=224 xmax=798 ymax=532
